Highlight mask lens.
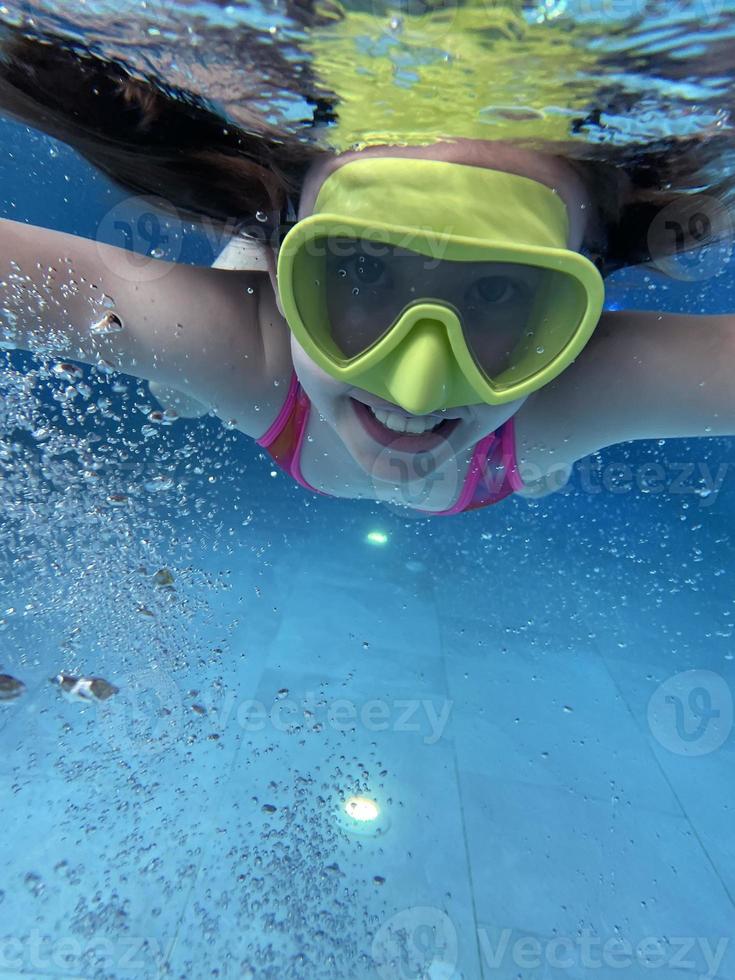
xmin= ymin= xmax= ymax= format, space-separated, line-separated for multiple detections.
xmin=311 ymin=237 xmax=585 ymax=383
xmin=461 ymin=265 xmax=586 ymax=384
xmin=324 ymin=238 xmax=408 ymax=357
xmin=458 ymin=263 xmax=544 ymax=376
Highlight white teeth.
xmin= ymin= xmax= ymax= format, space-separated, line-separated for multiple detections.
xmin=369 ymin=406 xmax=441 ymax=434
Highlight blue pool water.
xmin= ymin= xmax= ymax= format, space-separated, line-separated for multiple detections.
xmin=1 ymin=9 xmax=735 ymax=977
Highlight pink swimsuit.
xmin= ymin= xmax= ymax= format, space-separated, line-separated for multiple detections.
xmin=256 ymin=372 xmax=525 ymax=515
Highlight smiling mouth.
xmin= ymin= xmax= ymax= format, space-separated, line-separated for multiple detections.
xmin=350 ymin=397 xmax=461 ymax=451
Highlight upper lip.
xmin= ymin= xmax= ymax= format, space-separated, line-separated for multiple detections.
xmin=350 ymin=393 xmax=463 ymax=422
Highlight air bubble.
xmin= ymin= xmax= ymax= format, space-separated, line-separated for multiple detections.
xmin=91 ymin=312 xmax=124 ymax=335
xmin=148 ymin=409 xmax=178 ymax=426
xmin=107 ymin=493 xmax=129 ymax=507
xmin=144 ymin=475 xmax=174 ymax=493
xmin=23 ymin=872 xmax=45 ymax=898
xmin=52 ymin=362 xmax=84 ymax=382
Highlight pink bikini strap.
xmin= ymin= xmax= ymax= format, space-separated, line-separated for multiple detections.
xmin=434 ymin=429 xmax=499 ymax=516
xmin=255 ymin=371 xmax=299 ymax=448
xmin=501 ymin=416 xmax=525 ymax=492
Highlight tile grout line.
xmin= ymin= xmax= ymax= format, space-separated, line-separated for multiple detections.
xmin=435 ymin=593 xmax=486 ymax=980
xmin=449 ymin=746 xmax=486 ymax=980
xmin=596 ymin=635 xmax=735 ymax=914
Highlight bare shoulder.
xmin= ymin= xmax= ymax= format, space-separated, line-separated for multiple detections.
xmin=513 ymin=308 xmax=735 ymax=497
xmin=147 ymin=264 xmax=293 ymax=439
xmin=204 ymin=233 xmax=293 ymax=436
xmin=249 ymin=271 xmax=294 ymax=431
xmin=109 ymin=260 xmax=293 ymax=439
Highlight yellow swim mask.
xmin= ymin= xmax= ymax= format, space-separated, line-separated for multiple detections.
xmin=277 ymin=157 xmax=605 ymax=415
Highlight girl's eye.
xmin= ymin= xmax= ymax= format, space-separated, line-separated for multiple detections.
xmin=470 ymin=275 xmax=519 ymax=306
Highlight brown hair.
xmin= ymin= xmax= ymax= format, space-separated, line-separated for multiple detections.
xmin=0 ymin=24 xmax=731 ymax=277
xmin=0 ymin=24 xmax=325 ymax=243
xmin=553 ymin=135 xmax=735 ymax=278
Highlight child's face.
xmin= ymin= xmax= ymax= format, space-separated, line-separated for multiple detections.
xmin=289 ymin=329 xmax=526 ymax=484
xmin=268 ymin=139 xmax=592 ymax=485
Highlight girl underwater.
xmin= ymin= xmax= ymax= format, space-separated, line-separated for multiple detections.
xmin=0 ymin=29 xmax=734 ymax=517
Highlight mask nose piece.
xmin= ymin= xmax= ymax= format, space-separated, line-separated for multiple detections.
xmin=381 ymin=319 xmax=456 ymax=416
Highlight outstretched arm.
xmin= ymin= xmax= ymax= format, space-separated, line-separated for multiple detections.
xmin=0 ymin=218 xmax=290 ymax=437
xmin=514 ymin=309 xmax=735 ymax=495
